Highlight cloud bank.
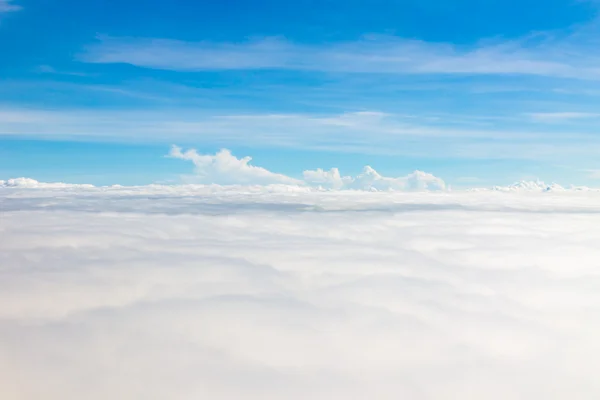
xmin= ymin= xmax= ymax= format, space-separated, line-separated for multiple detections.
xmin=169 ymin=145 xmax=446 ymax=191
xmin=2 ymin=187 xmax=600 ymax=399
xmin=166 ymin=146 xmax=598 ymax=192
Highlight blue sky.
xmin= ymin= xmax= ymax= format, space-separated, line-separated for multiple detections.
xmin=2 ymin=0 xmax=600 ymax=187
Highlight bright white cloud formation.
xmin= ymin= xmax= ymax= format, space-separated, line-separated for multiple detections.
xmin=304 ymin=166 xmax=447 ymax=191
xmin=1 ymin=186 xmax=600 ymax=399
xmin=302 ymin=167 xmax=350 ymax=190
xmin=168 ymin=145 xmax=302 ymax=186
xmin=170 ymin=145 xmax=447 ymax=191
xmin=0 ymin=177 xmax=95 ymax=189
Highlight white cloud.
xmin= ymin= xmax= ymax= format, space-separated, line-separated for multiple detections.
xmin=303 ymin=166 xmax=446 ymax=191
xmin=0 ymin=177 xmax=95 ymax=189
xmin=0 ymin=108 xmax=515 ymax=141
xmin=170 ymin=146 xmax=446 ymax=191
xmin=168 ymin=145 xmax=302 ymax=186
xmin=3 ymin=107 xmax=599 ymax=161
xmin=302 ymin=167 xmax=350 ymax=190
xmin=0 ymin=0 xmax=20 ymax=13
xmin=527 ymin=112 xmax=600 ymax=122
xmin=34 ymin=64 xmax=93 ymax=77
xmin=2 ymin=187 xmax=600 ymax=399
xmin=486 ymin=180 xmax=567 ymax=192
xmin=353 ymin=166 xmax=446 ymax=191
xmin=79 ymin=29 xmax=600 ymax=80
xmin=468 ymin=179 xmax=600 ymax=192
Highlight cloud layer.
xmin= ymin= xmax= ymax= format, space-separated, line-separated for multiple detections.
xmin=2 ymin=187 xmax=600 ymax=399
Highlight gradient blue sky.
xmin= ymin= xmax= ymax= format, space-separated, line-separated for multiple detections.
xmin=2 ymin=0 xmax=600 ymax=186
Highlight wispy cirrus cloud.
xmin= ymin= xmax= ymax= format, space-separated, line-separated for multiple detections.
xmin=2 ymin=107 xmax=600 ymax=161
xmin=527 ymin=112 xmax=600 ymax=122
xmin=79 ymin=26 xmax=600 ymax=79
xmin=34 ymin=65 xmax=95 ymax=77
xmin=585 ymin=169 xmax=600 ymax=179
xmin=0 ymin=0 xmax=20 ymax=13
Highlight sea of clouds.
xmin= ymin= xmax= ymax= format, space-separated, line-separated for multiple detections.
xmin=2 ymin=183 xmax=600 ymax=399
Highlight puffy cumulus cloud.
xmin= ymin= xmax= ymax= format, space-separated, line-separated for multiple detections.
xmin=169 ymin=145 xmax=302 ymax=186
xmin=302 ymin=166 xmax=446 ymax=191
xmin=173 ymin=146 xmax=446 ymax=191
xmin=350 ymin=166 xmax=446 ymax=191
xmin=2 ymin=187 xmax=600 ymax=399
xmin=302 ymin=167 xmax=350 ymax=190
